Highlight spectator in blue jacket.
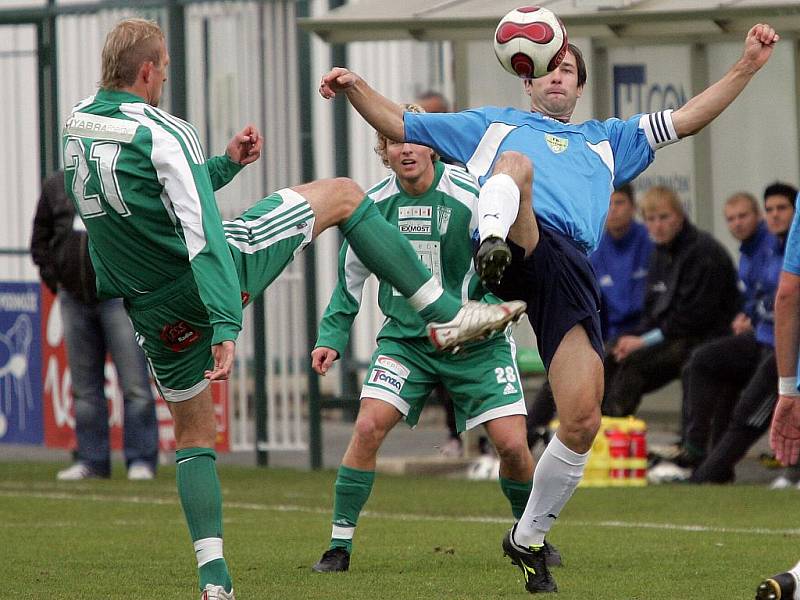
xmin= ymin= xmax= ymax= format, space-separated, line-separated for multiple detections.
xmin=650 ymin=183 xmax=797 ymax=483
xmin=591 ymin=184 xmax=653 ymax=342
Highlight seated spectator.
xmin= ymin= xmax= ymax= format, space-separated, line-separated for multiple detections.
xmin=526 ymin=185 xmax=651 ymax=447
xmin=650 ymin=183 xmax=797 ymax=483
xmin=602 ymin=185 xmax=740 ymax=417
xmin=593 ymin=184 xmax=654 ymax=341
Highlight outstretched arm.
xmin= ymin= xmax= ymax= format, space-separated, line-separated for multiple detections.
xmin=319 ymin=67 xmax=405 ymax=142
xmin=671 ymin=24 xmax=778 ymax=138
xmin=771 ymin=270 xmax=800 ymax=465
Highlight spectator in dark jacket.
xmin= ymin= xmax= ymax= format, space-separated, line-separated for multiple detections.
xmin=602 ymin=185 xmax=740 ymax=417
xmin=31 ymin=171 xmax=158 ymax=480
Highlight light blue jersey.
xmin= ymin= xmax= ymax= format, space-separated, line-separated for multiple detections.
xmin=781 ymin=193 xmax=800 ymax=383
xmin=783 ymin=194 xmax=800 ymax=275
xmin=404 ymin=106 xmax=678 ymax=253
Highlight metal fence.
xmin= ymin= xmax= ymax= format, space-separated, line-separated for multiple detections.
xmin=0 ymin=0 xmax=452 ymax=468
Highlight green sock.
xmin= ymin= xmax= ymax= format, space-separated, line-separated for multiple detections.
xmin=340 ymin=198 xmax=459 ymax=322
xmin=176 ymin=447 xmax=232 ymax=593
xmin=500 ymin=476 xmax=533 ymax=520
xmin=329 ymin=465 xmax=376 ymax=553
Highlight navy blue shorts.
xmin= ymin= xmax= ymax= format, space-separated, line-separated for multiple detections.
xmin=489 ymin=226 xmax=604 ymax=371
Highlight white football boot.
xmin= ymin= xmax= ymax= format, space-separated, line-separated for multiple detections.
xmin=200 ymin=584 xmax=235 ymax=600
xmin=427 ymin=300 xmax=526 ymax=352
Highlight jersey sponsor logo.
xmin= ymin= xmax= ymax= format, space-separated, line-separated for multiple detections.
xmin=545 ymin=133 xmax=568 ymax=154
xmin=398 ymin=206 xmax=432 ymax=219
xmin=159 ymin=320 xmax=202 ymax=352
xmin=399 ymin=220 xmax=431 ymax=235
xmin=376 ymin=355 xmax=410 ymax=378
xmin=503 ymin=383 xmax=517 ymax=396
xmin=437 ymin=206 xmax=452 ymax=235
xmin=64 ymin=112 xmax=138 ymax=143
xmin=598 ymin=274 xmax=613 ymax=288
xmin=368 ymin=368 xmax=405 ymax=393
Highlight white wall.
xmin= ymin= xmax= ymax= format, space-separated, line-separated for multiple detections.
xmin=708 ymin=40 xmax=799 ymax=257
xmin=0 ymin=24 xmax=39 ymax=280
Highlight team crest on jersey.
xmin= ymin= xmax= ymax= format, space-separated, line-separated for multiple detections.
xmin=545 ymin=134 xmax=568 ymax=154
xmin=437 ymin=206 xmax=452 ymax=235
xmin=160 ymin=320 xmax=202 ymax=352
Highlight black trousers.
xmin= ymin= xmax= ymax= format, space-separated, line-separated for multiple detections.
xmin=602 ymin=338 xmax=697 ymax=417
xmin=690 ymin=343 xmax=777 ymax=483
xmin=681 ymin=332 xmax=761 ymax=456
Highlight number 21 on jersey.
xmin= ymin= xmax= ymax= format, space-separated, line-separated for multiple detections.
xmin=64 ymin=137 xmax=130 ymax=219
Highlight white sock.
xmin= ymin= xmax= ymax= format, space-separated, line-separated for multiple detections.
xmin=477 ymin=173 xmax=520 ymax=243
xmin=194 ymin=537 xmax=224 ymax=568
xmin=513 ymin=434 xmax=588 ymax=548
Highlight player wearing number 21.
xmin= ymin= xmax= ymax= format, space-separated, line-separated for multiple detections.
xmin=63 ymin=18 xmax=524 ymax=600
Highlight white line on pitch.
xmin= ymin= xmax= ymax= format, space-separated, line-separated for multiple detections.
xmin=1 ymin=489 xmax=798 ymax=537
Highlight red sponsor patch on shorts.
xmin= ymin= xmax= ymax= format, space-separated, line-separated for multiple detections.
xmin=160 ymin=320 xmax=202 ymax=351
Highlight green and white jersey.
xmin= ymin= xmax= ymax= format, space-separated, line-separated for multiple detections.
xmin=62 ymin=89 xmax=244 ymax=345
xmin=316 ymin=161 xmax=496 ymax=355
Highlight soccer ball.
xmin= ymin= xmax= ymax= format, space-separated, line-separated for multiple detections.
xmin=493 ymin=6 xmax=568 ymax=79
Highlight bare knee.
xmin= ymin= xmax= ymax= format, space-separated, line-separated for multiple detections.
xmin=494 ymin=151 xmax=533 ymax=188
xmin=494 ymin=436 xmax=533 ymax=475
xmin=557 ymin=404 xmax=601 ymax=454
xmin=330 ymin=177 xmax=365 ymax=223
xmin=352 ymin=414 xmax=391 ymax=453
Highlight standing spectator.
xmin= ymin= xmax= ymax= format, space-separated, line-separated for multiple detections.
xmin=30 ymin=171 xmax=158 ymax=481
xmin=527 ymin=184 xmax=652 ymax=448
xmin=650 ymin=184 xmax=796 ymax=483
xmin=602 ymin=185 xmax=740 ymax=417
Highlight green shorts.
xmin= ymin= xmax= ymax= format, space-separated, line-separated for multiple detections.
xmin=360 ymin=331 xmax=526 ymax=431
xmin=126 ymin=188 xmax=315 ymax=401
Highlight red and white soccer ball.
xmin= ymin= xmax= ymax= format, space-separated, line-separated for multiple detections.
xmin=493 ymin=6 xmax=568 ymax=79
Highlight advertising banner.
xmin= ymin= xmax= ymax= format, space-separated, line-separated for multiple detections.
xmin=0 ymin=282 xmax=43 ymax=444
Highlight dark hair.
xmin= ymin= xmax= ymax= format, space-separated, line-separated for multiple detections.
xmin=764 ymin=181 xmax=798 ymax=208
xmin=567 ymin=43 xmax=587 ymax=88
xmin=614 ymin=183 xmax=635 ymax=203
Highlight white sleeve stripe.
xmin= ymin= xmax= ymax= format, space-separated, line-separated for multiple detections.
xmin=640 ymin=109 xmax=678 ymax=150
xmin=164 ymin=112 xmax=205 ymax=164
xmin=343 ymin=245 xmax=371 ymax=305
xmin=466 ymin=123 xmax=517 ymax=179
xmin=149 ymin=107 xmax=204 ymax=164
xmin=120 ymin=106 xmax=207 ymax=260
xmin=152 ymin=107 xmax=203 ymax=163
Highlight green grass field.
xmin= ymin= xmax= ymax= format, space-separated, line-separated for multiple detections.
xmin=1 ymin=462 xmax=797 ymax=599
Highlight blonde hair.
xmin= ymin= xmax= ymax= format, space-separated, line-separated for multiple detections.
xmin=374 ymin=103 xmax=438 ymax=168
xmin=100 ymin=18 xmax=165 ymax=90
xmin=640 ymin=185 xmax=685 ymax=217
xmin=725 ymin=191 xmax=760 ymax=216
